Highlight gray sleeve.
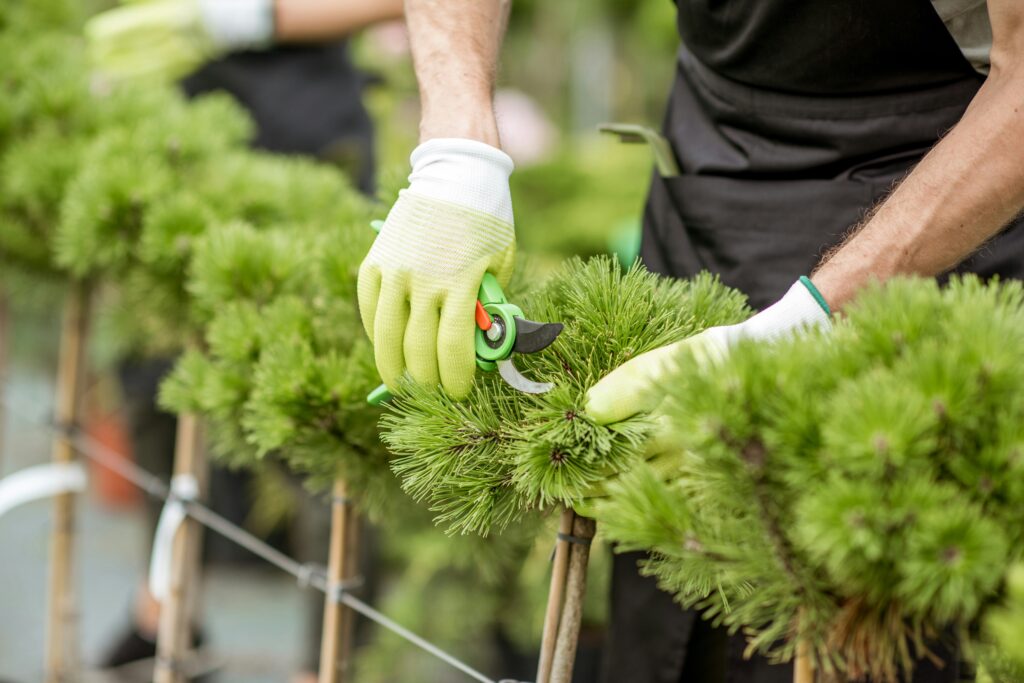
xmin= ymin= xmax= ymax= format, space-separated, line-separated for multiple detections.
xmin=933 ymin=0 xmax=992 ymax=74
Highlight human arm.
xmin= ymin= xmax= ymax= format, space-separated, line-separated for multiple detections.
xmin=275 ymin=0 xmax=403 ymax=43
xmin=357 ymin=0 xmax=516 ymax=399
xmin=588 ymin=1 xmax=1024 ymax=424
xmin=404 ymin=0 xmax=510 ymax=144
xmin=811 ymin=0 xmax=1024 ymax=310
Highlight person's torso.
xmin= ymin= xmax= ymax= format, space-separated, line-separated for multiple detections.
xmin=674 ymin=0 xmax=992 ymax=95
xmin=638 ymin=0 xmax=1023 ymax=309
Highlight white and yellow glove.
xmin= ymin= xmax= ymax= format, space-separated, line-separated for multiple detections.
xmin=586 ymin=277 xmax=832 ymax=425
xmin=85 ymin=0 xmax=275 ymax=82
xmin=357 ymin=139 xmax=516 ymax=400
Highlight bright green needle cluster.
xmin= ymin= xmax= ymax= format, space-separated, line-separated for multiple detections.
xmin=157 ymin=198 xmax=395 ymax=506
xmin=380 ymin=257 xmax=750 ymax=535
xmin=54 ymin=90 xmax=252 ymax=276
xmin=595 ymin=276 xmax=1024 ymax=681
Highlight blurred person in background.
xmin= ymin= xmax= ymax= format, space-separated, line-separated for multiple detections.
xmin=359 ymin=1 xmax=1024 ymax=682
xmin=86 ymin=1 xmax=402 ymax=681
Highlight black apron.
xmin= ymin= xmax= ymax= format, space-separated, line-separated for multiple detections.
xmin=182 ymin=42 xmax=376 ymax=194
xmin=607 ymin=1 xmax=1024 ymax=682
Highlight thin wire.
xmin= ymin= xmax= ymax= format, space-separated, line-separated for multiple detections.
xmin=2 ymin=398 xmax=502 ymax=683
xmin=332 ymin=590 xmax=496 ymax=683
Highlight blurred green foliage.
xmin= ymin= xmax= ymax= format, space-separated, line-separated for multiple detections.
xmin=511 ymin=139 xmax=651 ymax=263
xmin=502 ymin=0 xmax=678 ymax=127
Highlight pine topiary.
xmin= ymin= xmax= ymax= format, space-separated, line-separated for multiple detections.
xmin=50 ymin=79 xmax=389 ymax=363
xmin=0 ymin=27 xmax=92 ymax=279
xmin=4 ymin=1 xmax=391 ymax=504
xmin=594 ymin=276 xmax=1024 ymax=681
xmin=380 ymin=257 xmax=750 ymax=535
xmin=53 ymin=88 xmax=252 ymax=275
xmin=158 ymin=197 xmax=394 ymax=506
xmin=0 ymin=2 xmax=253 ymax=291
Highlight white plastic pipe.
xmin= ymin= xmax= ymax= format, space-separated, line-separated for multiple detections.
xmin=149 ymin=473 xmax=199 ymax=602
xmin=0 ymin=462 xmax=87 ymax=519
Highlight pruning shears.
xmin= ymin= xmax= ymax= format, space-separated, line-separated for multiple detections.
xmin=365 ymin=222 xmax=564 ymax=405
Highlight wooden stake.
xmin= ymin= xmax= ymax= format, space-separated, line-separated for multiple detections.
xmin=536 ymin=508 xmax=574 ymax=683
xmin=154 ymin=414 xmax=208 ymax=683
xmin=793 ymin=605 xmax=816 ymax=683
xmin=549 ymin=514 xmax=596 ymax=683
xmin=0 ymin=287 xmax=9 ymax=471
xmin=43 ymin=282 xmax=90 ymax=683
xmin=338 ymin=493 xmax=360 ymax=677
xmin=794 ymin=640 xmax=815 ymax=683
xmin=319 ymin=479 xmax=359 ymax=683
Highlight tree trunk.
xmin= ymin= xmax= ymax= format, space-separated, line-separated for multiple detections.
xmin=44 ymin=282 xmax=90 ymax=683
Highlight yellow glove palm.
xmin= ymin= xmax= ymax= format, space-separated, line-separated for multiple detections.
xmin=586 ymin=278 xmax=832 ymax=426
xmin=585 ymin=327 xmax=731 ymax=426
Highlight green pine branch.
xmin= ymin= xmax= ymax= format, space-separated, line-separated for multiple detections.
xmin=381 ymin=257 xmax=751 ymax=535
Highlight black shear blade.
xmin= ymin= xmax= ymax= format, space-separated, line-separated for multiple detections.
xmin=513 ymin=317 xmax=564 ymax=354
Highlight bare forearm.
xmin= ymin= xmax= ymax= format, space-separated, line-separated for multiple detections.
xmin=813 ymin=61 xmax=1024 ymax=310
xmin=405 ymin=0 xmax=510 ymax=145
xmin=274 ymin=0 xmax=403 ymax=42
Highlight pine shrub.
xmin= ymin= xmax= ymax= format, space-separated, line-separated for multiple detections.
xmin=595 ymin=276 xmax=1024 ymax=681
xmin=0 ymin=26 xmax=92 ymax=278
xmin=380 ymin=257 xmax=750 ymax=534
xmin=158 ymin=200 xmax=395 ymax=507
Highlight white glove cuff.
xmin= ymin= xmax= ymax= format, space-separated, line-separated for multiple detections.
xmin=407 ymin=138 xmax=515 ymax=224
xmin=199 ymin=0 xmax=275 ymax=51
xmin=739 ymin=278 xmax=832 ymax=343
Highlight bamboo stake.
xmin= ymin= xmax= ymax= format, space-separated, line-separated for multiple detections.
xmin=43 ymin=282 xmax=91 ymax=683
xmin=319 ymin=479 xmax=359 ymax=683
xmin=338 ymin=492 xmax=360 ymax=676
xmin=549 ymin=514 xmax=596 ymax=683
xmin=154 ymin=414 xmax=208 ymax=683
xmin=536 ymin=508 xmax=574 ymax=683
xmin=0 ymin=288 xmax=9 ymax=471
xmin=793 ymin=605 xmax=815 ymax=683
xmin=794 ymin=639 xmax=815 ymax=683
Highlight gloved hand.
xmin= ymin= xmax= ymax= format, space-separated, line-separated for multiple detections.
xmin=85 ymin=0 xmax=275 ymax=82
xmin=586 ymin=277 xmax=831 ymax=425
xmin=358 ymin=138 xmax=516 ymax=400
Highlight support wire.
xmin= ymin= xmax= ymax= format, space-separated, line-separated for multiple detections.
xmin=2 ymin=398 xmax=505 ymax=683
